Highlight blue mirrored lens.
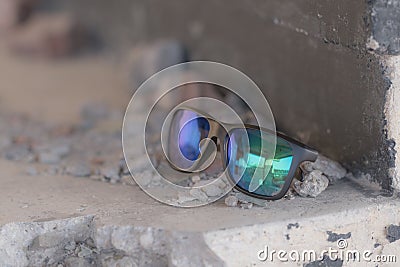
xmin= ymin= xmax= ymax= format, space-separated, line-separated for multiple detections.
xmin=169 ymin=110 xmax=211 ymax=170
xmin=227 ymin=128 xmax=293 ymax=197
xmin=179 ymin=116 xmax=210 ymax=160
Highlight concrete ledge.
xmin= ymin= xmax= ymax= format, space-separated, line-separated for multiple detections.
xmin=0 ymin=159 xmax=399 ymax=266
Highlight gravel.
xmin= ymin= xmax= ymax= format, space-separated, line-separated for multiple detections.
xmin=0 ymin=110 xmax=126 ymax=185
xmin=189 ymin=188 xmax=209 ymax=202
xmin=234 ymin=191 xmax=269 ymax=207
xmin=176 ymin=192 xmax=197 ymax=204
xmin=38 ymin=151 xmax=62 ymax=164
xmin=301 ymin=154 xmax=347 ymax=183
xmin=77 ymin=244 xmax=93 ymax=258
xmin=240 ymin=202 xmax=253 ymax=209
xmin=191 ymin=175 xmax=201 ymax=183
xmin=201 ymin=184 xmax=223 ymax=197
xmin=100 ymin=166 xmax=120 ymax=183
xmin=65 ymin=163 xmax=91 ymax=177
xmin=224 ymin=195 xmax=238 ymax=207
xmin=4 ymin=144 xmax=32 ymax=161
xmin=25 ymin=166 xmax=38 ymax=176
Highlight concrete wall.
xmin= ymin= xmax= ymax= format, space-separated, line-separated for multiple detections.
xmin=49 ymin=0 xmax=398 ymax=190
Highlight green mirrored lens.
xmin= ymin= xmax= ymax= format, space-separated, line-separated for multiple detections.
xmin=227 ymin=128 xmax=293 ymax=197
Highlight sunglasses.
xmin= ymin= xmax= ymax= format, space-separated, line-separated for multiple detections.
xmin=166 ymin=108 xmax=318 ymax=200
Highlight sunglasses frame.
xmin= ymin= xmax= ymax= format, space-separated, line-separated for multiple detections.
xmin=167 ymin=107 xmax=318 ymax=200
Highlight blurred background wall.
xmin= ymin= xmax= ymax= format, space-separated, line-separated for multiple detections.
xmin=1 ymin=0 xmax=394 ymax=188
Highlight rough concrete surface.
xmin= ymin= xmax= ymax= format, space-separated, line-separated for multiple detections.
xmin=0 ymin=157 xmax=399 ymax=266
xmin=0 ymin=2 xmax=399 ymax=265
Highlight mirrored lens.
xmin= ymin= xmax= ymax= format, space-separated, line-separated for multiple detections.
xmin=227 ymin=128 xmax=293 ymax=197
xmin=168 ymin=110 xmax=210 ymax=169
xmin=179 ymin=116 xmax=210 ymax=160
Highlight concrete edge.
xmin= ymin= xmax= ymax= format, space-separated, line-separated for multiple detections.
xmin=0 ymin=215 xmax=226 ymax=267
xmin=204 ymin=196 xmax=400 ymax=266
xmin=367 ymin=0 xmax=400 ymax=192
xmin=383 ymin=55 xmax=400 ymax=191
xmin=1 ymin=194 xmax=399 ymax=267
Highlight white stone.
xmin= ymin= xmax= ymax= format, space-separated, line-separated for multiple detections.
xmin=293 ymin=170 xmax=329 ymax=197
xmin=189 ymin=188 xmax=208 ymax=202
xmin=224 ymin=196 xmax=238 ymax=207
xmin=201 ymin=184 xmax=223 ymax=197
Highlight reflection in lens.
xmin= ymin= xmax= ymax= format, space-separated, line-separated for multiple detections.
xmin=168 ymin=109 xmax=210 ymax=169
xmin=227 ymin=128 xmax=293 ymax=197
xmin=179 ymin=116 xmax=210 ymax=160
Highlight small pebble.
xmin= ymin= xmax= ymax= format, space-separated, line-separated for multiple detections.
xmin=129 ymin=157 xmax=149 ymax=173
xmin=101 ymin=167 xmax=120 ymax=182
xmin=25 ymin=166 xmax=38 ymax=176
xmin=189 ymin=188 xmax=208 ymax=202
xmin=135 ymin=170 xmax=153 ymax=187
xmin=120 ymin=175 xmax=135 ymax=185
xmin=85 ymin=237 xmax=95 ymax=248
xmin=77 ymin=244 xmax=92 ymax=258
xmin=224 ymin=195 xmax=238 ymax=207
xmin=300 ymin=154 xmax=347 ymax=183
xmin=65 ymin=241 xmax=76 ymax=251
xmin=65 ymin=163 xmax=91 ymax=177
xmin=293 ymin=170 xmax=329 ymax=197
xmin=119 ymin=158 xmax=129 ymax=175
xmin=4 ymin=145 xmax=31 ymax=161
xmin=176 ymin=192 xmax=197 ymax=204
xmin=45 ymin=166 xmax=59 ymax=175
xmin=36 ymin=144 xmax=71 ymax=164
xmin=191 ymin=175 xmax=201 ymax=183
xmin=240 ymin=202 xmax=253 ymax=209
xmin=38 ymin=151 xmax=61 ymax=164
xmin=234 ymin=191 xmax=269 ymax=207
xmin=89 ymin=175 xmax=102 ymax=181
xmin=201 ymin=184 xmax=223 ymax=197
xmin=50 ymin=144 xmax=71 ymax=158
